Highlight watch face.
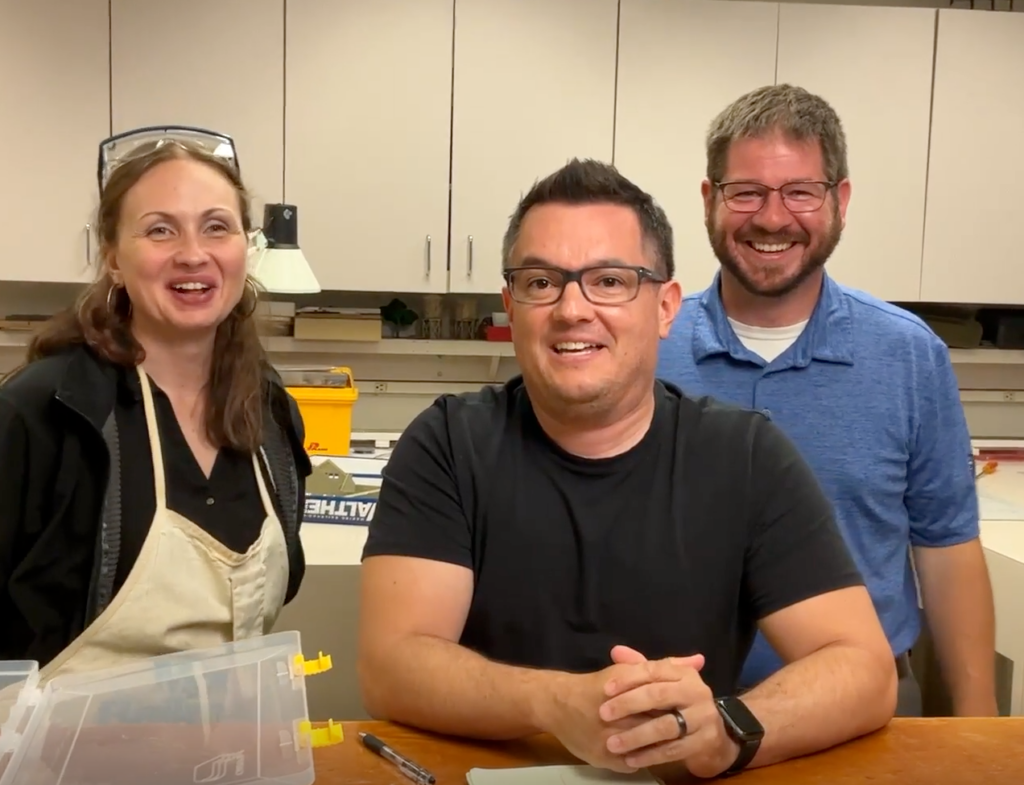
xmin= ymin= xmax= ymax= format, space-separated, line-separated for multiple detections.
xmin=717 ymin=697 xmax=765 ymax=741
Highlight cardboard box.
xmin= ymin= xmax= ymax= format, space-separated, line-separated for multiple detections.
xmin=303 ymin=455 xmax=385 ymax=526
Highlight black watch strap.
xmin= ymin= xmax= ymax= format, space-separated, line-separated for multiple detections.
xmin=719 ymin=737 xmax=761 ymax=778
xmin=714 ymin=697 xmax=763 ymax=778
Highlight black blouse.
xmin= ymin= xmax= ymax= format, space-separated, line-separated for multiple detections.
xmin=113 ymin=369 xmax=270 ymax=592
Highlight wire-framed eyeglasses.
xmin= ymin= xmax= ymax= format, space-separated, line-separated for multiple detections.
xmin=502 ymin=264 xmax=666 ymax=305
xmin=715 ymin=180 xmax=836 ymax=214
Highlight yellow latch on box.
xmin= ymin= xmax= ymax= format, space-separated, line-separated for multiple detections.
xmin=293 ymin=651 xmax=333 ymax=677
xmin=292 ymin=649 xmax=343 ymax=749
xmin=285 ymin=366 xmax=359 ymax=456
xmin=298 ymin=719 xmax=344 ymax=748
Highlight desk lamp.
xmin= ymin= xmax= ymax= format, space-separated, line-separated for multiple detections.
xmin=249 ymin=203 xmax=321 ymax=294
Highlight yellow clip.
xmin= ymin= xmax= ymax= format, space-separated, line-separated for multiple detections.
xmin=298 ymin=719 xmax=344 ymax=748
xmin=293 ymin=651 xmax=333 ymax=676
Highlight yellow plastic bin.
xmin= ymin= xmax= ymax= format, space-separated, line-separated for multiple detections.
xmin=286 ymin=366 xmax=359 ymax=456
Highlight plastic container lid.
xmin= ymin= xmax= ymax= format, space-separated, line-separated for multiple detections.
xmin=0 ymin=631 xmax=319 ymax=785
xmin=0 ymin=661 xmax=42 ymax=781
xmin=278 ymin=366 xmax=354 ymax=389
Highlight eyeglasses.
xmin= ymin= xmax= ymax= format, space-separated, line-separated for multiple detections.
xmin=715 ymin=180 xmax=836 ymax=214
xmin=502 ymin=264 xmax=666 ymax=305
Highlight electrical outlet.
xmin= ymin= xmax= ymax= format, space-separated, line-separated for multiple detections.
xmin=1003 ymin=391 xmax=1016 ymax=402
xmin=374 ymin=382 xmax=388 ymax=393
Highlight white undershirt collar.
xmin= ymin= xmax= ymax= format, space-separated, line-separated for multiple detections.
xmin=727 ymin=317 xmax=809 ymax=363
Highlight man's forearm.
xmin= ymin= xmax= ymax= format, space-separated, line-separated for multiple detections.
xmin=741 ymin=643 xmax=897 ymax=768
xmin=359 ymin=634 xmax=562 ymax=740
xmin=916 ymin=542 xmax=998 ymax=715
xmin=925 ymin=590 xmax=997 ymax=715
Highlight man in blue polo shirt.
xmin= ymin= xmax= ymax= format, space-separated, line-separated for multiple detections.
xmin=658 ymin=84 xmax=997 ymax=717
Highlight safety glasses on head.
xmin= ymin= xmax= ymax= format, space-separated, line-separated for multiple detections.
xmin=96 ymin=125 xmax=240 ymax=193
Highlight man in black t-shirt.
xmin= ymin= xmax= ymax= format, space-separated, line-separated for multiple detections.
xmin=358 ymin=159 xmax=897 ymax=779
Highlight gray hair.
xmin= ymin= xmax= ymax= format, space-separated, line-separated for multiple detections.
xmin=501 ymin=158 xmax=675 ymax=280
xmin=706 ymin=84 xmax=848 ymax=185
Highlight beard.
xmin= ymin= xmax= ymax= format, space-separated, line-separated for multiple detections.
xmin=708 ymin=204 xmax=843 ymax=299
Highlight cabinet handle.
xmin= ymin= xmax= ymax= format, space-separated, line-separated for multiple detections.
xmin=85 ymin=223 xmax=92 ymax=267
xmin=468 ymin=235 xmax=474 ymax=276
xmin=426 ymin=234 xmax=432 ymax=275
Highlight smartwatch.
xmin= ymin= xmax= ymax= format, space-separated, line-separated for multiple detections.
xmin=714 ymin=696 xmax=765 ymax=777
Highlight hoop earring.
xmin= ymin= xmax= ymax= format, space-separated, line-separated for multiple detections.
xmin=242 ymin=277 xmax=260 ymax=318
xmin=106 ymin=282 xmax=133 ymax=318
xmin=106 ymin=283 xmax=123 ymax=315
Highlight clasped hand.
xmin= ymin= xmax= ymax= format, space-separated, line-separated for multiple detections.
xmin=543 ymin=645 xmax=739 ymax=779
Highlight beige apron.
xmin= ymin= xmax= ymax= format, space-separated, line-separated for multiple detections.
xmin=35 ymin=366 xmax=290 ymax=685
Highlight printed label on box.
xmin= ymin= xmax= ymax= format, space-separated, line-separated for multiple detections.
xmin=303 ymin=455 xmax=385 ymax=526
xmin=304 ymin=495 xmax=378 ymax=525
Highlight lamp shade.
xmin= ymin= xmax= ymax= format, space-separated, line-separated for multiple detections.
xmin=250 ymin=203 xmax=321 ymax=294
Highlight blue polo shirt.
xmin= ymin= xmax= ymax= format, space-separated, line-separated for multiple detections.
xmin=657 ymin=273 xmax=979 ymax=688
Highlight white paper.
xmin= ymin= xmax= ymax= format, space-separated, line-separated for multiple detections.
xmin=466 ymin=765 xmax=661 ymax=785
xmin=978 ymin=488 xmax=1024 ymax=521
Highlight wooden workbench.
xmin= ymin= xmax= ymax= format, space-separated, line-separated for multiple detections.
xmin=318 ymin=718 xmax=1024 ymax=784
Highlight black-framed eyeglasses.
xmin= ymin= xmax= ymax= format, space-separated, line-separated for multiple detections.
xmin=502 ymin=264 xmax=666 ymax=306
xmin=715 ymin=180 xmax=836 ymax=214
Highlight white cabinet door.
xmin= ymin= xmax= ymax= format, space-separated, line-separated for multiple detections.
xmin=449 ymin=0 xmax=619 ymax=294
xmin=921 ymin=10 xmax=1024 ymax=305
xmin=111 ymin=0 xmax=284 ymax=213
xmin=777 ymin=4 xmax=935 ymax=303
xmin=285 ymin=0 xmax=453 ymax=293
xmin=0 ymin=0 xmax=109 ymax=283
xmin=615 ymin=0 xmax=779 ymax=298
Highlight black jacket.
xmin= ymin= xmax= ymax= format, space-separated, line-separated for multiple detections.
xmin=0 ymin=344 xmax=312 ymax=665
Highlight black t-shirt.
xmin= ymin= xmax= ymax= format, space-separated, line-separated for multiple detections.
xmin=362 ymin=377 xmax=864 ymax=697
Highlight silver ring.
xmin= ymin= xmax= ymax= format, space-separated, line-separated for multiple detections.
xmin=670 ymin=708 xmax=688 ymax=738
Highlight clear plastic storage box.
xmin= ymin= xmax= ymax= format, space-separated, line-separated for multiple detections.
xmin=0 ymin=660 xmax=42 ymax=780
xmin=0 ymin=631 xmax=337 ymax=785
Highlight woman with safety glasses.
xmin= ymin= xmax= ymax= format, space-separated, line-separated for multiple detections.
xmin=0 ymin=127 xmax=311 ymax=684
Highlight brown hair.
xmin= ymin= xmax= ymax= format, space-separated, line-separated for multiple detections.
xmin=706 ymin=84 xmax=849 ymax=186
xmin=29 ymin=140 xmax=271 ymax=452
xmin=502 ymin=158 xmax=675 ymax=279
